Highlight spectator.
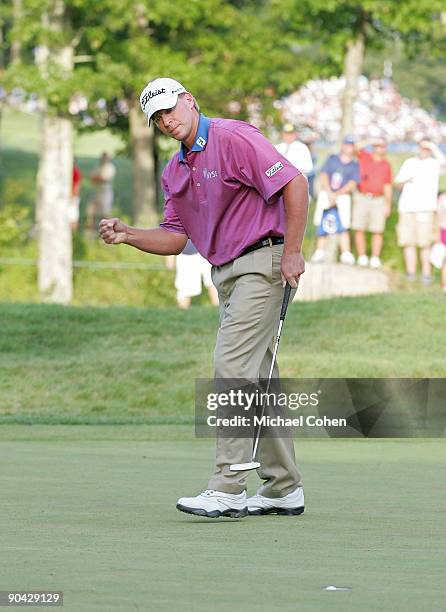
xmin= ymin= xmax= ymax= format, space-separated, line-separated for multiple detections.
xmin=87 ymin=152 xmax=116 ymax=228
xmin=304 ymin=140 xmax=318 ymax=200
xmin=175 ymin=240 xmax=219 ymax=309
xmin=394 ymin=140 xmax=446 ymax=283
xmin=352 ymin=138 xmax=393 ymax=268
xmin=69 ymin=160 xmax=82 ymax=231
xmin=312 ymin=136 xmax=359 ymax=264
xmin=275 ymin=124 xmax=313 ymax=177
xmin=438 ymin=193 xmax=446 ymax=292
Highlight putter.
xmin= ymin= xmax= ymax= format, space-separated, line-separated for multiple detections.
xmin=230 ymin=282 xmax=293 ymax=472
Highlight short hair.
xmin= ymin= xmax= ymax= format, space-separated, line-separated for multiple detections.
xmin=179 ymin=92 xmax=200 ymax=112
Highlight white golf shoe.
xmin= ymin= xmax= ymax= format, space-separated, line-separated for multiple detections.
xmin=311 ymin=249 xmax=326 ymax=264
xmin=369 ymin=256 xmax=382 ymax=269
xmin=340 ymin=251 xmax=355 ymax=265
xmin=247 ymin=487 xmax=305 ymax=516
xmin=176 ymin=490 xmax=248 ymax=518
xmin=357 ymin=254 xmax=369 ymax=267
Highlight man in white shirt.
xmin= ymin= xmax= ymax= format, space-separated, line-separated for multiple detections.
xmin=395 ymin=140 xmax=445 ymax=283
xmin=87 ymin=152 xmax=117 ymax=227
xmin=276 ymin=124 xmax=313 ymax=177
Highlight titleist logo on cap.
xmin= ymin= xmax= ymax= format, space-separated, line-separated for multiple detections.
xmin=141 ymin=88 xmax=166 ymax=110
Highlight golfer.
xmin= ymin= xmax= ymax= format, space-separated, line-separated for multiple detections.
xmin=99 ymin=78 xmax=309 ymax=518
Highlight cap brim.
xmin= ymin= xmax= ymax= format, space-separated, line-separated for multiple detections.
xmin=146 ymin=93 xmax=180 ymax=125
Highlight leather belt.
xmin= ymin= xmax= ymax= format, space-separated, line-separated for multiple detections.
xmin=362 ymin=192 xmax=382 ymax=199
xmin=241 ymin=236 xmax=284 ymax=257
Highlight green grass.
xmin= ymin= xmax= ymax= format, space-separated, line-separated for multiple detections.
xmin=1 ymin=106 xmax=444 ymax=612
xmin=0 ymin=293 xmax=444 ymax=424
xmin=1 ymin=433 xmax=445 ymax=611
xmin=0 ymin=239 xmax=178 ymax=306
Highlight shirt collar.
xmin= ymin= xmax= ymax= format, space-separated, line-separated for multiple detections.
xmin=179 ymin=114 xmax=210 ymax=162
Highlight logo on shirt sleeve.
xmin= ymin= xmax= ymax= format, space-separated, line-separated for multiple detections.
xmin=265 ymin=161 xmax=284 ymax=177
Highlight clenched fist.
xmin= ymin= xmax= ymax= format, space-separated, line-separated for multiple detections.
xmin=98 ymin=217 xmax=128 ymax=244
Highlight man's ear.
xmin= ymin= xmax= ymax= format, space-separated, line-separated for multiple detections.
xmin=183 ymin=92 xmax=195 ymax=110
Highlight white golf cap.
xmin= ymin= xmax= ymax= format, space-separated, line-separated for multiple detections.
xmin=139 ymin=77 xmax=187 ymax=125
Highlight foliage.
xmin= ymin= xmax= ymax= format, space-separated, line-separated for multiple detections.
xmin=0 ymin=178 xmax=32 ymax=246
xmin=364 ymin=39 xmax=446 ymax=120
xmin=1 ymin=0 xmax=331 ymax=138
xmin=269 ymin=0 xmax=446 ymax=73
xmin=0 ymin=203 xmax=31 ymax=246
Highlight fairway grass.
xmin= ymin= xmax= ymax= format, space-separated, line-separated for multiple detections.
xmin=1 ymin=431 xmax=445 ymax=611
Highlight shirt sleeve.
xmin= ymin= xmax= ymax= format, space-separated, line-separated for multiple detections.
xmin=295 ymin=143 xmax=313 ymax=175
xmin=100 ymin=163 xmax=116 ymax=182
xmin=395 ymin=160 xmax=413 ymax=183
xmin=229 ymin=124 xmax=300 ymax=203
xmin=159 ymin=174 xmax=188 ymax=235
xmin=320 ymin=155 xmax=334 ymax=175
xmin=384 ymin=161 xmax=392 ymax=184
xmin=358 ymin=150 xmax=370 ymax=162
xmin=351 ymin=162 xmax=361 ymax=184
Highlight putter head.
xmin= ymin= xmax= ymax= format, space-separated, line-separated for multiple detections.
xmin=229 ymin=461 xmax=261 ymax=472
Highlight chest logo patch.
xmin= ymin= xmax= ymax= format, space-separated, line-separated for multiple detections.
xmin=265 ymin=161 xmax=284 ymax=177
xmin=203 ymin=168 xmax=218 ymax=179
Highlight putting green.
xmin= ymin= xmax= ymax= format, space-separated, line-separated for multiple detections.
xmin=1 ymin=429 xmax=445 ymax=611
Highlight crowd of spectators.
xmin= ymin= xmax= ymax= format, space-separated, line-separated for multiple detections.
xmin=277 ymin=76 xmax=446 ymax=145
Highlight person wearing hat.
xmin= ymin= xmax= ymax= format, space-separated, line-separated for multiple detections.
xmin=276 ymin=124 xmax=313 ymax=178
xmin=394 ymin=139 xmax=446 ymax=283
xmin=312 ymin=136 xmax=360 ymax=265
xmin=99 ymin=77 xmax=309 ymax=519
xmin=352 ymin=138 xmax=393 ymax=269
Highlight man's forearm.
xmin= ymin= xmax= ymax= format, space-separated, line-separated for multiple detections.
xmin=320 ymin=173 xmax=331 ymax=192
xmin=429 ymin=144 xmax=446 ymax=166
xmin=336 ymin=180 xmax=357 ymax=196
xmin=125 ymin=226 xmax=188 ymax=255
xmin=383 ymin=184 xmax=393 ymax=207
xmin=282 ymin=174 xmax=309 ymax=253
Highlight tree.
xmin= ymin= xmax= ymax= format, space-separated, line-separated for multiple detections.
xmin=62 ymin=0 xmax=320 ymax=223
xmin=365 ymin=39 xmax=446 ymax=121
xmin=35 ymin=0 xmax=74 ymax=303
xmin=271 ymin=0 xmax=446 ymax=142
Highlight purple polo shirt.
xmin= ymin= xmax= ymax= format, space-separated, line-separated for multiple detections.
xmin=160 ymin=115 xmax=301 ymax=266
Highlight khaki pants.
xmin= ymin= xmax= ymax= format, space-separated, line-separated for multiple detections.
xmin=352 ymin=193 xmax=386 ymax=233
xmin=397 ymin=211 xmax=436 ymax=248
xmin=208 ymin=244 xmax=302 ymax=497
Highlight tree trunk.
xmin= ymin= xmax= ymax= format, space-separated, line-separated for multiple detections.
xmin=339 ymin=32 xmax=365 ymax=144
xmin=36 ymin=0 xmax=73 ymax=304
xmin=129 ymin=99 xmax=158 ymax=226
xmin=37 ymin=115 xmax=73 ymax=303
xmin=11 ymin=0 xmax=23 ymax=64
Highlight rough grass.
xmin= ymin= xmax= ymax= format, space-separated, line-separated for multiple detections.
xmin=0 ymin=293 xmax=444 ymax=424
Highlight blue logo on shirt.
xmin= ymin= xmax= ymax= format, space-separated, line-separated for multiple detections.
xmin=179 ymin=114 xmax=211 ymax=162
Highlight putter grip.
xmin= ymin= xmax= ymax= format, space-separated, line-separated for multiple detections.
xmin=280 ymin=283 xmax=292 ymax=320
